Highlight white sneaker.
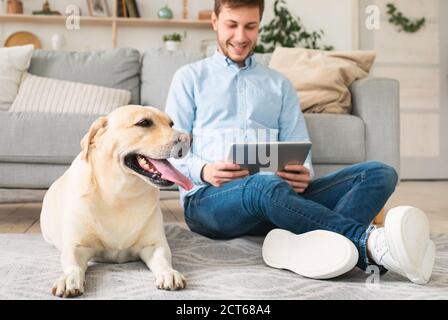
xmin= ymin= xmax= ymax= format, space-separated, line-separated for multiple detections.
xmin=262 ymin=229 xmax=359 ymax=279
xmin=369 ymin=206 xmax=436 ymax=285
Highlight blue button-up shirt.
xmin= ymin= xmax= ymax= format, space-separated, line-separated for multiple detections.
xmin=165 ymin=50 xmax=313 ymax=205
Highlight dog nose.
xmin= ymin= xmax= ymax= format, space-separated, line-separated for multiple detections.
xmin=176 ymin=134 xmax=189 ymax=157
xmin=175 ymin=134 xmax=191 ymax=148
xmin=176 ymin=133 xmax=190 ymax=145
xmin=171 ymin=133 xmax=190 ymax=159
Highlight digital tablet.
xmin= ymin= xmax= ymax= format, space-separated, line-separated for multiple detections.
xmin=226 ymin=141 xmax=312 ymax=174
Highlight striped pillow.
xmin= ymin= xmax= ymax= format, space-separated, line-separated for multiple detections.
xmin=10 ymin=73 xmax=131 ymax=114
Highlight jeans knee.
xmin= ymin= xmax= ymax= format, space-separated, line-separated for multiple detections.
xmin=246 ymin=173 xmax=288 ymax=196
xmin=365 ymin=161 xmax=398 ymax=193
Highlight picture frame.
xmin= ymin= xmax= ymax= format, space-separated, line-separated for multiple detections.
xmin=87 ymin=0 xmax=110 ymax=17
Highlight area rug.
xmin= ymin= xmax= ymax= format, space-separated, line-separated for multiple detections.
xmin=0 ymin=225 xmax=447 ymax=300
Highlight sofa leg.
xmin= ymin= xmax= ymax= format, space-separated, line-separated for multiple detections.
xmin=373 ymin=208 xmax=386 ymax=226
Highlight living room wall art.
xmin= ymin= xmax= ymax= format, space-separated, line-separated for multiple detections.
xmin=87 ymin=0 xmax=110 ymax=17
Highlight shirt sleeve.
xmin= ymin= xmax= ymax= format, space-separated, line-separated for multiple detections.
xmin=278 ymin=79 xmax=315 ymax=180
xmin=165 ymin=67 xmax=208 ymax=186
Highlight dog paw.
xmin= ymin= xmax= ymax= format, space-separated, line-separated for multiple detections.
xmin=51 ymin=269 xmax=85 ymax=298
xmin=155 ymin=269 xmax=186 ymax=291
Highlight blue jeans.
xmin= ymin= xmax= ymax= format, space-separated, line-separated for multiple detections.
xmin=184 ymin=161 xmax=398 ymax=270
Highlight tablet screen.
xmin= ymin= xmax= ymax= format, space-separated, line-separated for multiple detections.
xmin=227 ymin=142 xmax=312 ymax=173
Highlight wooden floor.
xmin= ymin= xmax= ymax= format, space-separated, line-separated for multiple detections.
xmin=0 ymin=181 xmax=447 ymax=235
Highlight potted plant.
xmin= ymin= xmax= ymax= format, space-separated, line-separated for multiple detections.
xmin=255 ymin=0 xmax=333 ymax=53
xmin=163 ymin=33 xmax=182 ymax=51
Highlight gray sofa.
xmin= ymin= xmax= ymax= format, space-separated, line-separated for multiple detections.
xmin=0 ymin=47 xmax=400 ymax=189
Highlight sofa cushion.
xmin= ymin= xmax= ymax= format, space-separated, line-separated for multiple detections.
xmin=0 ymin=162 xmax=69 ymax=189
xmin=0 ymin=111 xmax=98 ymax=164
xmin=0 ymin=45 xmax=34 ymax=111
xmin=0 ymin=114 xmax=365 ymax=168
xmin=304 ymin=114 xmax=365 ymax=164
xmin=10 ymin=73 xmax=131 ymax=114
xmin=269 ymin=47 xmax=375 ymax=114
xmin=28 ymin=48 xmax=141 ymax=105
xmin=141 ymin=49 xmax=204 ymax=110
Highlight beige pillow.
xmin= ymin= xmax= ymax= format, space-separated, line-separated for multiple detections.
xmin=269 ymin=47 xmax=376 ymax=114
xmin=10 ymin=73 xmax=131 ymax=114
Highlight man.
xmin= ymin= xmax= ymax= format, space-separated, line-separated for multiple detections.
xmin=166 ymin=0 xmax=435 ymax=284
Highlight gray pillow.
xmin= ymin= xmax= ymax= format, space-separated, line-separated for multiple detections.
xmin=29 ymin=47 xmax=141 ymax=105
xmin=141 ymin=49 xmax=205 ymax=110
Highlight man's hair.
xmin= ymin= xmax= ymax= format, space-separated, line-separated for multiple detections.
xmin=214 ymin=0 xmax=265 ymax=20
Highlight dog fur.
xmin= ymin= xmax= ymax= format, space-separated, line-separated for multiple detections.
xmin=40 ymin=105 xmax=191 ymax=298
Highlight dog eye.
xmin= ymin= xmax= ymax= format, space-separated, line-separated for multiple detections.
xmin=169 ymin=121 xmax=174 ymax=128
xmin=135 ymin=119 xmax=153 ymax=128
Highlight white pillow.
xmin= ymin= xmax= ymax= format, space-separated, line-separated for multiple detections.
xmin=0 ymin=45 xmax=34 ymax=111
xmin=10 ymin=73 xmax=132 ymax=114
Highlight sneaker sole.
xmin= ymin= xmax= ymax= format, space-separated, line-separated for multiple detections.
xmin=385 ymin=206 xmax=436 ymax=285
xmin=262 ymin=229 xmax=359 ymax=279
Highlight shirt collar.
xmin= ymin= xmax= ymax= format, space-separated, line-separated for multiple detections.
xmin=212 ymin=49 xmax=255 ymax=70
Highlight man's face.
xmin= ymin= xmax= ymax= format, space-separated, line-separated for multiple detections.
xmin=212 ymin=5 xmax=261 ymax=66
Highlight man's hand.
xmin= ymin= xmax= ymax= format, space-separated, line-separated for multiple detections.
xmin=201 ymin=162 xmax=250 ymax=187
xmin=276 ymin=164 xmax=311 ymax=194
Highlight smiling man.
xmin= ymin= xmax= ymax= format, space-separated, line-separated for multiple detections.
xmin=213 ymin=0 xmax=261 ymax=66
xmin=165 ymin=0 xmax=435 ymax=284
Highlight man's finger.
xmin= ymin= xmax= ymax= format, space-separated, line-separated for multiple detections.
xmin=215 ymin=170 xmax=249 ymax=179
xmin=214 ymin=178 xmax=234 ymax=186
xmin=284 ymin=164 xmax=309 ymax=173
xmin=294 ymin=188 xmax=306 ymax=194
xmin=216 ymin=162 xmax=243 ymax=171
xmin=285 ymin=181 xmax=309 ymax=189
xmin=284 ymin=180 xmax=308 ymax=189
xmin=277 ymin=171 xmax=310 ymax=183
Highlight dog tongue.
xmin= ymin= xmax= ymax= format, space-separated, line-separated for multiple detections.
xmin=149 ymin=159 xmax=193 ymax=191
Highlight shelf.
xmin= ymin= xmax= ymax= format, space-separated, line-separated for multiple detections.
xmin=0 ymin=14 xmax=212 ymax=28
xmin=115 ymin=17 xmax=211 ymax=28
xmin=0 ymin=14 xmax=113 ymax=25
xmin=0 ymin=13 xmax=213 ymax=49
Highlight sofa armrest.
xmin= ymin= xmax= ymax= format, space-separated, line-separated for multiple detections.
xmin=350 ymin=77 xmax=400 ymax=177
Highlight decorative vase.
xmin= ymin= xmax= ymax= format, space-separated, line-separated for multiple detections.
xmin=7 ymin=0 xmax=23 ymax=14
xmin=198 ymin=10 xmax=213 ymax=21
xmin=164 ymin=40 xmax=180 ymax=52
xmin=51 ymin=34 xmax=65 ymax=50
xmin=158 ymin=5 xmax=173 ymax=20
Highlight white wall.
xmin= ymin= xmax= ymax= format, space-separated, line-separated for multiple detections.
xmin=0 ymin=0 xmax=356 ymax=52
xmin=263 ymin=0 xmax=355 ymax=50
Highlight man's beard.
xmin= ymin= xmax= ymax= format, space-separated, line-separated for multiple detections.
xmin=217 ymin=36 xmax=256 ymax=64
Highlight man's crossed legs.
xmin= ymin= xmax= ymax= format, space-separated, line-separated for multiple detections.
xmin=184 ymin=161 xmax=436 ymax=284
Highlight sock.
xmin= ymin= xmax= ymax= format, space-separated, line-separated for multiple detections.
xmin=367 ymin=227 xmax=387 ymax=266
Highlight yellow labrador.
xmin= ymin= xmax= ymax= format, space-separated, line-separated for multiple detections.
xmin=40 ymin=105 xmax=193 ymax=298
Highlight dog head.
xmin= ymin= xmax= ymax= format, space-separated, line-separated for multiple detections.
xmin=80 ymin=105 xmax=193 ymax=190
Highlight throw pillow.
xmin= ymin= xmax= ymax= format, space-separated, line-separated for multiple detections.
xmin=269 ymin=47 xmax=376 ymax=114
xmin=0 ymin=45 xmax=34 ymax=111
xmin=10 ymin=73 xmax=131 ymax=115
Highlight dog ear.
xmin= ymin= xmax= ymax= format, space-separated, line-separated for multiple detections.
xmin=81 ymin=116 xmax=108 ymax=161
